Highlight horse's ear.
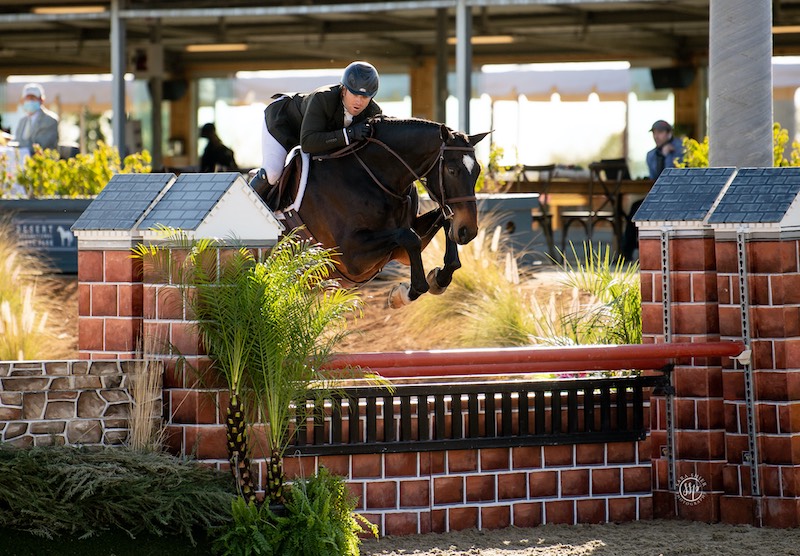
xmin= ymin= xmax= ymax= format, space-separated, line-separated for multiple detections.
xmin=439 ymin=124 xmax=454 ymax=142
xmin=468 ymin=131 xmax=490 ymax=146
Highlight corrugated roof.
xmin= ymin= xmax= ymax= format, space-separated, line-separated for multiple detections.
xmin=138 ymin=172 xmax=240 ymax=231
xmin=707 ymin=167 xmax=800 ymax=224
xmin=633 ymin=167 xmax=734 ymax=223
xmin=71 ymin=173 xmax=175 ymax=231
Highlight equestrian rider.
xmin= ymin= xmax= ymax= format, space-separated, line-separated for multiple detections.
xmin=251 ymin=61 xmax=382 ymax=195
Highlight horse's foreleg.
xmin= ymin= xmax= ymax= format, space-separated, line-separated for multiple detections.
xmin=388 ymin=228 xmax=428 ymax=308
xmin=426 ymin=222 xmax=462 ymax=295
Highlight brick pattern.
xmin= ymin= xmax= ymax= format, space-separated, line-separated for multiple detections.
xmin=0 ymin=360 xmax=162 ymax=447
xmin=72 ymin=226 xmax=800 ymax=531
xmin=725 ymin=237 xmax=800 ymax=527
xmin=643 ymin=228 xmax=800 ymax=528
xmin=265 ymin=442 xmax=651 ymax=535
xmin=644 ymin=233 xmax=729 ymax=523
xmin=77 ymin=249 xmax=144 ymax=359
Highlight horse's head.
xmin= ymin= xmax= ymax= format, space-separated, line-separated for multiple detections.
xmin=437 ymin=125 xmax=489 ymax=244
xmin=364 ymin=116 xmax=488 ymax=245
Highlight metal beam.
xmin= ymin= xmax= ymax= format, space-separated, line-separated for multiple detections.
xmin=456 ymin=0 xmax=472 ymax=132
xmin=110 ymin=0 xmax=126 ymax=154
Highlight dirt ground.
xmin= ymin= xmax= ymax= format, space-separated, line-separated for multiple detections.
xmin=360 ymin=519 xmax=800 ymax=555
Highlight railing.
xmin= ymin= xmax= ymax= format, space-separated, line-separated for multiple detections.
xmin=291 ymin=374 xmax=667 ymax=455
xmin=290 ymin=342 xmax=745 ymax=455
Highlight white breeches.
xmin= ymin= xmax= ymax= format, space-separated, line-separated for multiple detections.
xmin=261 ymin=117 xmax=288 ymax=185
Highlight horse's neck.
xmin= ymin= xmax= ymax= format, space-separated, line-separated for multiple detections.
xmin=368 ymin=136 xmax=436 ymax=186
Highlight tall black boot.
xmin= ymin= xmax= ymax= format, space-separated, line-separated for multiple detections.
xmin=249 ymin=168 xmax=271 ymax=198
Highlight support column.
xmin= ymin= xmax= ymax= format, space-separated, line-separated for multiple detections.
xmin=410 ymin=59 xmax=435 ymax=120
xmin=708 ymin=0 xmax=773 ymax=167
xmin=641 ymin=228 xmax=724 ymax=522
xmin=716 ymin=232 xmax=800 ymax=527
xmin=77 ymin=245 xmax=143 ymax=360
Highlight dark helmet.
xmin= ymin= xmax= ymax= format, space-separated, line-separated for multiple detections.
xmin=341 ymin=61 xmax=379 ymax=98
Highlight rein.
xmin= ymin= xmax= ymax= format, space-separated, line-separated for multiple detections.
xmin=312 ymin=132 xmax=477 ymax=218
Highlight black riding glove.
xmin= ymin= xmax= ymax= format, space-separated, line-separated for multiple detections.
xmin=346 ymin=121 xmax=370 ymax=143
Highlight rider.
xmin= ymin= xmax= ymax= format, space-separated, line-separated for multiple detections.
xmin=251 ymin=61 xmax=383 ymax=197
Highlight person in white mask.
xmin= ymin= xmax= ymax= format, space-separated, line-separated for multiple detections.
xmin=15 ymin=83 xmax=59 ymax=152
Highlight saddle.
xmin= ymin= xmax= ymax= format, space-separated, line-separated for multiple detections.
xmin=260 ymin=150 xmax=303 ymax=213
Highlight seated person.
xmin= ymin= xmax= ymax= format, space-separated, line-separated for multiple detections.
xmin=622 ymin=119 xmax=684 ymax=260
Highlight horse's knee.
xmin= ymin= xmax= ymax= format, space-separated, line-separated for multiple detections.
xmin=426 ymin=267 xmax=447 ymax=295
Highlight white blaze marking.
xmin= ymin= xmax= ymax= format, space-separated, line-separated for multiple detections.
xmin=462 ymin=154 xmax=476 ymax=175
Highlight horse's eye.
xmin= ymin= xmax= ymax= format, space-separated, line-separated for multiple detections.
xmin=447 ymin=166 xmax=457 ymax=176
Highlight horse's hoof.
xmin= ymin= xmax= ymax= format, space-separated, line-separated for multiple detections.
xmin=426 ymin=267 xmax=447 ymax=295
xmin=388 ymin=283 xmax=411 ymax=309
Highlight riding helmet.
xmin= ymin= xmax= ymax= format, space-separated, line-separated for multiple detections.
xmin=341 ymin=61 xmax=380 ymax=98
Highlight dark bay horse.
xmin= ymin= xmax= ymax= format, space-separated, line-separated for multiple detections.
xmin=263 ymin=115 xmax=488 ymax=308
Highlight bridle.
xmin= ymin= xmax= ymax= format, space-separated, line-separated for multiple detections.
xmin=314 ymin=133 xmax=477 ymax=221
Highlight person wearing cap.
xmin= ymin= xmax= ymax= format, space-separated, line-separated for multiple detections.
xmin=15 ymin=83 xmax=59 ymax=152
xmin=251 ymin=61 xmax=382 ymax=197
xmin=646 ymin=119 xmax=683 ymax=180
xmin=623 ymin=119 xmax=684 ymax=260
xmin=199 ymin=122 xmax=238 ymax=173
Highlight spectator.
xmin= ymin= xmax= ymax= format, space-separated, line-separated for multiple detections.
xmin=622 ymin=120 xmax=684 ymax=260
xmin=15 ymin=83 xmax=59 ymax=152
xmin=646 ymin=120 xmax=683 ymax=179
xmin=199 ymin=123 xmax=238 ymax=173
xmin=250 ymin=60 xmax=382 ymax=195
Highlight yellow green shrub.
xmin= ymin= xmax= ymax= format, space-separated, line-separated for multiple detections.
xmin=0 ymin=141 xmax=151 ymax=198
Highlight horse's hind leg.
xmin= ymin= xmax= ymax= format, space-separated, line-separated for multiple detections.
xmin=426 ymin=222 xmax=462 ymax=295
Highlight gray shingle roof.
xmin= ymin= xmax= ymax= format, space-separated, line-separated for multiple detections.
xmin=707 ymin=167 xmax=800 ymax=224
xmin=71 ymin=173 xmax=175 ymax=231
xmin=633 ymin=167 xmax=734 ymax=223
xmin=138 ymin=172 xmax=241 ymax=231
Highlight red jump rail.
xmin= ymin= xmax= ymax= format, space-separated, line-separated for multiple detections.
xmin=327 ymin=341 xmax=746 ymax=378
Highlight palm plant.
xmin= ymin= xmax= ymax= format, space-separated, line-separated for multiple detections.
xmin=135 ymin=228 xmax=362 ymax=506
xmin=239 ymin=235 xmax=362 ymax=504
xmin=555 ymin=241 xmax=641 ymax=345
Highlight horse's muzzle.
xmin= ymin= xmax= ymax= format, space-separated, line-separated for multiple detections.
xmin=454 ymin=224 xmax=477 ymax=244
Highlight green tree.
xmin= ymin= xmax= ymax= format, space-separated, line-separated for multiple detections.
xmin=135 ymin=229 xmax=365 ymax=506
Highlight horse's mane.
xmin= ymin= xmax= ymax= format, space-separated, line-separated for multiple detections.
xmin=369 ymin=114 xmax=445 ymax=131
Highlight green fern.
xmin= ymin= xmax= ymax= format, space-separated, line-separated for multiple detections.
xmin=274 ymin=468 xmax=377 ymax=556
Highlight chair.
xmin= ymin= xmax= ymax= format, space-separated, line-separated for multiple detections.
xmin=512 ymin=164 xmax=557 ymax=260
xmin=559 ymin=161 xmax=625 ymax=254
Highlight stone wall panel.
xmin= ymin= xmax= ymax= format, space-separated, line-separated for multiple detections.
xmin=67 ymin=419 xmax=103 ymax=443
xmin=22 ymin=392 xmax=46 ymax=419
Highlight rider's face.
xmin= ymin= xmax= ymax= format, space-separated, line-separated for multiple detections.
xmin=342 ymin=88 xmax=371 ymax=116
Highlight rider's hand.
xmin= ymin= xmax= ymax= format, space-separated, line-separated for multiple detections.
xmin=346 ymin=121 xmax=370 ymax=143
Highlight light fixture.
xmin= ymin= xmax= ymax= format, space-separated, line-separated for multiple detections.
xmin=32 ymin=5 xmax=106 ymax=15
xmin=185 ymin=43 xmax=249 ymax=53
xmin=772 ymin=25 xmax=800 ymax=34
xmin=447 ymin=35 xmax=515 ymax=46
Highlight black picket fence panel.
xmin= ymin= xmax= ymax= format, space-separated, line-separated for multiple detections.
xmin=289 ymin=373 xmax=668 ymax=455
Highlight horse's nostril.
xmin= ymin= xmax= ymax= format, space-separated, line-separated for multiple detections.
xmin=458 ymin=226 xmax=474 ymax=244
